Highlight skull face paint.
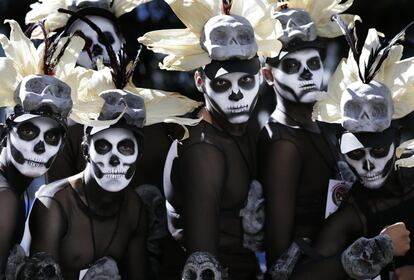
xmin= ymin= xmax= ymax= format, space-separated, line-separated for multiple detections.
xmin=201 ymin=14 xmax=258 ymax=61
xmin=344 ymin=143 xmax=395 ymax=189
xmin=271 ymin=48 xmax=323 ymax=103
xmin=88 ymin=128 xmax=138 ymax=192
xmin=7 ymin=117 xmax=63 ymax=178
xmin=203 ymin=71 xmax=260 ymax=124
xmin=67 ymin=16 xmax=124 ymax=69
xmin=340 ymin=81 xmax=394 ymax=133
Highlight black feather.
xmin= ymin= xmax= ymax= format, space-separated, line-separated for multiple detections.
xmin=331 ymin=14 xmax=363 ymax=81
xmin=365 ymin=21 xmax=414 ymax=83
xmin=221 ymin=0 xmax=232 ymax=15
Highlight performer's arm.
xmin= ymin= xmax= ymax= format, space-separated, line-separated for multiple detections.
xmin=0 ymin=189 xmax=19 ymax=274
xmin=179 ymin=143 xmax=226 ymax=256
xmin=29 ymin=196 xmax=67 ymax=261
xmin=259 ymin=139 xmax=301 ymax=265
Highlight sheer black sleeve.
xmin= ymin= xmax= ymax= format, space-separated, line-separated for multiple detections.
xmin=289 ymin=202 xmax=364 ymax=279
xmin=179 ymin=143 xmax=226 ymax=256
xmin=0 ymin=188 xmax=19 ymax=274
xmin=29 ymin=196 xmax=68 ymax=261
xmin=259 ymin=139 xmax=302 ymax=265
xmin=122 ymin=194 xmax=148 ymax=280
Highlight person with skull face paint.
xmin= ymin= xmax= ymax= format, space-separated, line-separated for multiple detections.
xmin=0 ymin=20 xmax=84 ymax=277
xmin=28 ymin=90 xmax=149 ymax=280
xmin=139 ymin=0 xmax=282 ymax=279
xmin=257 ymin=1 xmax=359 ymax=277
xmin=286 ymin=22 xmax=414 ymax=279
xmin=26 ymin=0 xmax=152 ymax=70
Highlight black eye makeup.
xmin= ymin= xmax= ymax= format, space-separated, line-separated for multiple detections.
xmin=117 ymin=139 xmax=135 ymax=156
xmin=238 ymin=75 xmax=256 ymax=90
xmin=44 ymin=128 xmax=62 ymax=146
xmin=307 ymin=56 xmax=322 ymax=71
xmin=347 ymin=149 xmax=365 ymax=160
xmin=281 ymin=58 xmax=301 ymax=74
xmin=210 ymin=78 xmax=232 ymax=93
xmin=16 ymin=122 xmax=40 ymax=141
xmin=94 ymin=139 xmax=112 ymax=155
xmin=370 ymin=146 xmax=389 ymax=158
xmin=99 ymin=31 xmax=115 ymax=45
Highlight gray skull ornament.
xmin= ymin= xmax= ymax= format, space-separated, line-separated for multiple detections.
xmin=200 ymin=15 xmax=258 ymax=61
xmin=273 ymin=8 xmax=317 ymax=47
xmin=99 ymin=89 xmax=146 ymax=127
xmin=340 ymin=81 xmax=394 ymax=133
xmin=240 ymin=180 xmax=265 ymax=252
xmin=182 ymin=252 xmax=228 ymax=280
xmin=15 ymin=74 xmax=72 ymax=117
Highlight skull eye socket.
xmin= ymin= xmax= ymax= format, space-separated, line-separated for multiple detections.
xmin=105 ymin=95 xmax=118 ymax=105
xmin=99 ymin=31 xmax=115 ymax=45
xmin=370 ymin=102 xmax=387 ymax=118
xmin=94 ymin=139 xmax=112 ymax=155
xmin=210 ymin=28 xmax=228 ymax=45
xmin=184 ymin=270 xmax=197 ymax=280
xmin=307 ymin=56 xmax=321 ymax=71
xmin=370 ymin=147 xmax=388 ymax=158
xmin=346 ymin=149 xmax=365 ymax=160
xmin=44 ymin=128 xmax=62 ymax=146
xmin=236 ymin=28 xmax=253 ymax=44
xmin=16 ymin=122 xmax=40 ymax=141
xmin=117 ymin=139 xmax=135 ymax=156
xmin=238 ymin=74 xmax=255 ymax=90
xmin=280 ymin=58 xmax=301 ymax=74
xmin=210 ymin=78 xmax=232 ymax=93
xmin=344 ymin=101 xmax=362 ymax=119
xmin=26 ymin=79 xmax=45 ymax=94
xmin=200 ymin=268 xmax=215 ymax=280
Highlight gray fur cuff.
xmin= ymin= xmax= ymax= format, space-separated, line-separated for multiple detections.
xmin=268 ymin=242 xmax=301 ymax=280
xmin=341 ymin=234 xmax=394 ymax=279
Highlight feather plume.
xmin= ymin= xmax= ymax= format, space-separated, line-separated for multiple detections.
xmin=221 ymin=0 xmax=232 ymax=15
xmin=331 ymin=14 xmax=363 ymax=81
xmin=364 ymin=21 xmax=414 ymax=83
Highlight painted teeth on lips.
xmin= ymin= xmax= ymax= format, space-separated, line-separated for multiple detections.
xmin=362 ymin=173 xmax=382 ymax=181
xmin=227 ymin=104 xmax=248 ymax=113
xmin=26 ymin=159 xmax=46 ymax=167
xmin=299 ymin=81 xmax=316 ymax=88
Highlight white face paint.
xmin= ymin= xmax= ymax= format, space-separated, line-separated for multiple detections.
xmin=203 ymin=72 xmax=260 ymax=124
xmin=271 ymin=48 xmax=323 ymax=103
xmin=89 ymin=128 xmax=138 ymax=192
xmin=7 ymin=116 xmax=63 ymax=178
xmin=344 ymin=143 xmax=395 ymax=189
xmin=67 ymin=15 xmax=124 ymax=69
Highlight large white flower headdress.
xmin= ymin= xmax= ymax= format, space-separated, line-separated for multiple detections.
xmin=313 ymin=18 xmax=414 ymax=133
xmin=138 ymin=0 xmax=282 ymax=71
xmin=63 ymin=16 xmax=202 ymax=137
xmin=25 ymin=0 xmax=151 ymax=39
xmin=266 ymin=0 xmax=360 ymax=40
xmin=0 ymin=20 xmax=84 ymax=121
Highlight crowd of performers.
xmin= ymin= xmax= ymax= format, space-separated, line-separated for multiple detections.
xmin=0 ymin=0 xmax=414 ymax=279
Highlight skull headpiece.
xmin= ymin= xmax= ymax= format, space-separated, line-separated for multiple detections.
xmin=273 ymin=8 xmax=317 ymax=49
xmin=99 ymin=89 xmax=146 ymax=129
xmin=68 ymin=0 xmax=111 ymax=12
xmin=15 ymin=74 xmax=73 ymax=119
xmin=182 ymin=252 xmax=227 ymax=280
xmin=201 ymin=15 xmax=258 ymax=61
xmin=340 ymin=80 xmax=393 ymax=133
